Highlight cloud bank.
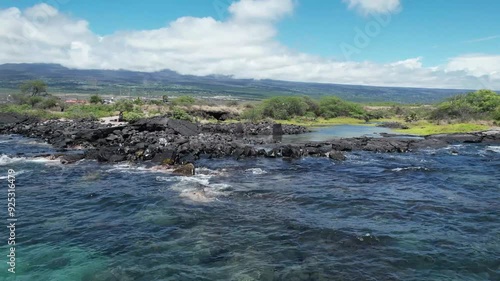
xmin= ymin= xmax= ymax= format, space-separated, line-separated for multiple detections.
xmin=0 ymin=0 xmax=499 ymax=90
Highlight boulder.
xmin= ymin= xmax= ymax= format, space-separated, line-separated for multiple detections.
xmin=173 ymin=163 xmax=196 ymax=176
xmin=167 ymin=119 xmax=199 ymax=137
xmin=408 ymin=138 xmax=448 ymax=150
xmin=328 ymin=150 xmax=346 ymax=161
xmin=132 ymin=116 xmax=199 ymax=136
xmin=108 ymin=154 xmax=127 ymax=163
xmin=96 ymin=147 xmax=123 ymax=162
xmin=427 ymin=133 xmax=483 ymax=143
xmin=60 ymin=154 xmax=85 ymax=165
xmin=151 ymin=150 xmax=177 ymax=165
xmin=364 ymin=139 xmax=411 ymax=153
xmin=281 ymin=145 xmax=302 ymax=158
xmin=234 ymin=123 xmax=244 ymax=135
xmin=272 ymin=124 xmax=284 ymax=135
xmin=0 ymin=113 xmax=33 ymax=126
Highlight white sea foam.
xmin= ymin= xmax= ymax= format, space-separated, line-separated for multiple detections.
xmin=391 ymin=166 xmax=430 ymax=172
xmin=486 ymin=146 xmax=500 ymax=153
xmin=245 ymin=168 xmax=268 ymax=175
xmin=156 ymin=168 xmax=231 ymax=203
xmin=0 ymin=155 xmax=21 ymax=165
xmin=0 ymin=170 xmax=26 ymax=179
xmin=105 ymin=163 xmax=154 ymax=174
xmin=445 ymin=144 xmax=464 ymax=149
xmin=0 ymin=155 xmax=60 ymax=166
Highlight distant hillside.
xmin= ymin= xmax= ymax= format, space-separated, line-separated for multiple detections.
xmin=0 ymin=63 xmax=471 ymax=103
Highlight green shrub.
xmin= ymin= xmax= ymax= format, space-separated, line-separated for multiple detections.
xmin=36 ymin=96 xmax=60 ymax=109
xmin=493 ymin=106 xmax=500 ymax=121
xmin=241 ymin=107 xmax=263 ymax=122
xmin=431 ymin=89 xmax=500 ymax=121
xmin=123 ymin=111 xmax=145 ymax=122
xmin=226 ymin=100 xmax=239 ymax=107
xmin=172 ymin=96 xmax=196 ymax=106
xmin=148 ymin=99 xmax=163 ymax=106
xmin=318 ymin=96 xmax=366 ymax=118
xmin=11 ymin=93 xmax=29 ymax=105
xmin=0 ymin=104 xmax=60 ymax=119
xmin=260 ymin=96 xmax=309 ymax=120
xmin=133 ymin=97 xmax=144 ymax=106
xmin=302 ymin=96 xmax=320 ymax=116
xmin=63 ymin=104 xmax=115 ymax=119
xmin=27 ymin=96 xmax=43 ymax=107
xmin=171 ymin=107 xmax=193 ymax=121
xmin=113 ymin=99 xmax=134 ymax=112
xmin=0 ymin=104 xmax=31 ymax=113
xmin=89 ymin=94 xmax=104 ymax=104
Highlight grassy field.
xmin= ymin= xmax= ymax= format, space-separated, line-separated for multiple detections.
xmin=394 ymin=121 xmax=489 ymax=135
xmin=277 ymin=117 xmax=491 ymax=135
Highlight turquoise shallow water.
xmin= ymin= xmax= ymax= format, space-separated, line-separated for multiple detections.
xmin=281 ymin=125 xmax=401 ymax=143
xmin=0 ymin=134 xmax=499 ymax=281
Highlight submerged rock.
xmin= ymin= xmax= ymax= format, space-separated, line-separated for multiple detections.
xmin=173 ymin=163 xmax=196 ymax=176
xmin=328 ymin=150 xmax=346 ymax=161
xmin=60 ymin=154 xmax=85 ymax=165
xmin=180 ymin=189 xmax=213 ymax=203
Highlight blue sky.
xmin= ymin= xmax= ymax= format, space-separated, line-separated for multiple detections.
xmin=0 ymin=0 xmax=499 ymax=89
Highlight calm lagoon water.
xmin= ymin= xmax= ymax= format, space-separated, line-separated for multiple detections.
xmin=281 ymin=124 xmax=403 ymax=143
xmin=0 ymin=133 xmax=499 ymax=281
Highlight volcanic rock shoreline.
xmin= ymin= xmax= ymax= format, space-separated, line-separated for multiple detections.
xmin=1 ymin=113 xmax=499 ymax=166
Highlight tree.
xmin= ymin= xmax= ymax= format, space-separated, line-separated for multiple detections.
xmin=89 ymin=94 xmax=104 ymax=104
xmin=20 ymin=80 xmax=47 ymax=96
xmin=162 ymin=95 xmax=169 ymax=103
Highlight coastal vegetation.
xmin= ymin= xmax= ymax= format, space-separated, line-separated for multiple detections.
xmin=19 ymin=80 xmax=47 ymax=96
xmin=1 ymin=81 xmax=498 ymax=135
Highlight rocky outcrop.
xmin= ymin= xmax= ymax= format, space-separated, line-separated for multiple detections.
xmin=60 ymin=154 xmax=85 ymax=164
xmin=1 ymin=113 xmax=499 ymax=165
xmin=328 ymin=150 xmax=347 ymax=161
xmin=173 ymin=163 xmax=196 ymax=176
xmin=200 ymin=121 xmax=309 ymax=135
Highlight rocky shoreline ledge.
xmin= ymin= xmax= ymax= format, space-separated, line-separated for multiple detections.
xmin=1 ymin=113 xmax=499 ymax=170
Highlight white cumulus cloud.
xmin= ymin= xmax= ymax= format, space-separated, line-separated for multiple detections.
xmin=0 ymin=1 xmax=499 ymax=90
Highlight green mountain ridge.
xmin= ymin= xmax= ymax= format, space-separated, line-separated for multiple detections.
xmin=0 ymin=63 xmax=474 ymax=103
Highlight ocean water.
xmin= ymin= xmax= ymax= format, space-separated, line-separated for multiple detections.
xmin=0 ymin=134 xmax=499 ymax=281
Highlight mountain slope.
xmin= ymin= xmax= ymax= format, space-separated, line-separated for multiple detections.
xmin=0 ymin=63 xmax=470 ymax=103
